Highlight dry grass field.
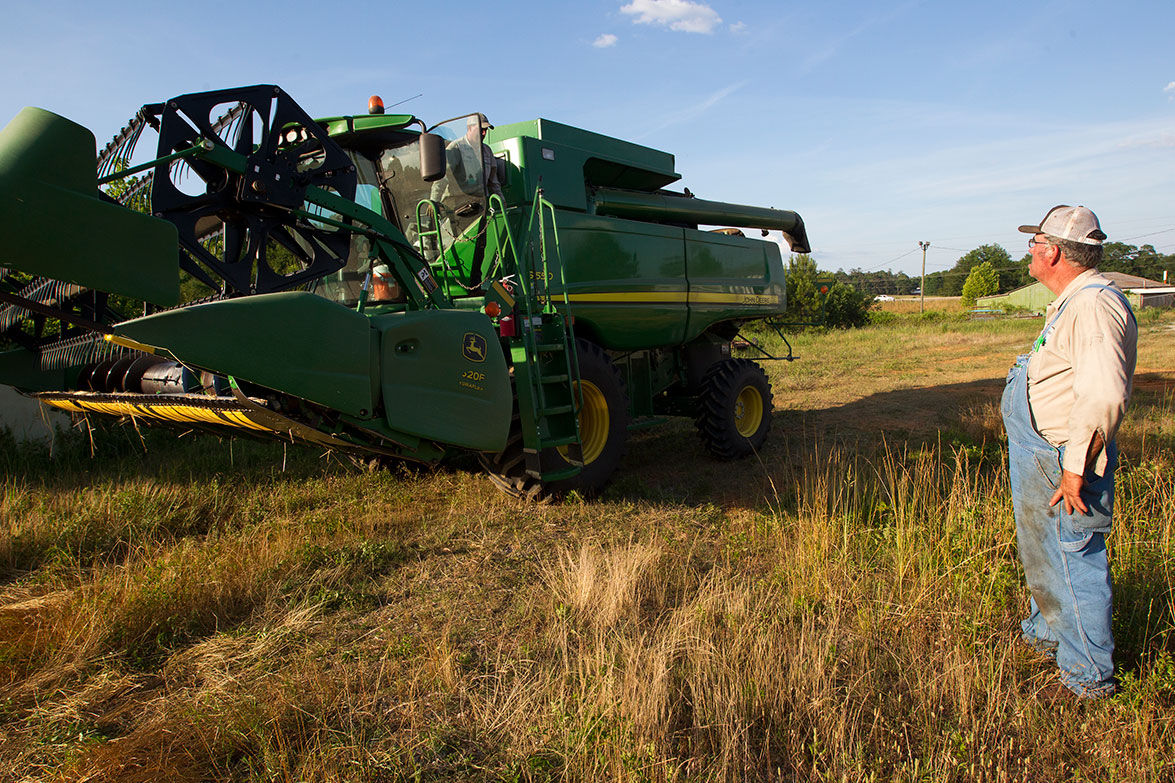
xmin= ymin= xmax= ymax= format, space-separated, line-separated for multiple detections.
xmin=872 ymin=296 xmax=968 ymax=315
xmin=2 ymin=309 xmax=1173 ymax=782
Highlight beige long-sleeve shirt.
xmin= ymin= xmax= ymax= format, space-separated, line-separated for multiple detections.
xmin=1027 ymin=269 xmax=1137 ymax=476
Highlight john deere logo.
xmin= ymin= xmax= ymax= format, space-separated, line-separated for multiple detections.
xmin=462 ymin=332 xmax=487 ymax=363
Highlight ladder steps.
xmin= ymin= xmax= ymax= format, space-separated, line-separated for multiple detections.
xmin=494 ymin=195 xmax=584 ymax=486
xmin=541 ymin=434 xmax=580 ymax=448
xmin=541 ymin=404 xmax=575 ymax=416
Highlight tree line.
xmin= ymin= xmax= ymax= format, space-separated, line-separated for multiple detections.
xmin=827 ymin=241 xmax=1175 ymax=298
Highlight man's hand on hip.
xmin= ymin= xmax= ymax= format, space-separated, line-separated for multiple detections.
xmin=1050 ymin=469 xmax=1089 ymax=515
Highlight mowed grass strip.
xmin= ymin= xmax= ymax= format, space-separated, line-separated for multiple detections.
xmin=1 ymin=310 xmax=1173 ymax=782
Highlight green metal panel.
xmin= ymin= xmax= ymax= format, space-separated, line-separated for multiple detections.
xmin=593 ymin=189 xmax=809 ymax=252
xmin=978 ymin=281 xmax=1055 ymax=311
xmin=0 ymin=108 xmax=180 ymax=306
xmin=114 ymin=292 xmax=377 ymax=417
xmin=551 ymin=211 xmax=688 ymax=349
xmin=372 ymin=309 xmax=511 ymax=452
xmin=0 ymin=348 xmax=66 ymax=392
xmin=318 ymin=113 xmax=416 ymax=136
xmin=538 ymin=214 xmax=787 ymax=350
xmin=684 ymin=229 xmax=786 ymax=343
xmin=489 ymin=118 xmax=677 ymax=185
xmin=489 ymin=120 xmax=680 ymax=212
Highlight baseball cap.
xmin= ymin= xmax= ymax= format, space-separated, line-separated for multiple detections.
xmin=1018 ymin=205 xmax=1106 ymax=245
xmin=475 ymin=113 xmax=493 ymax=130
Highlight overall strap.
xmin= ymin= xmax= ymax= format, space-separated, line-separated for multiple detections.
xmin=1075 ymin=283 xmax=1136 ymax=324
xmin=1033 ymin=283 xmax=1135 ymax=352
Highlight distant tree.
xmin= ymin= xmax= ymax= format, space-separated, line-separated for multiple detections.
xmin=822 ymin=281 xmax=873 ymax=328
xmin=923 ymin=271 xmax=945 ymax=296
xmin=961 ymin=261 xmax=1000 ymax=306
xmin=1101 ymin=242 xmax=1139 ymax=275
xmin=1099 ymin=241 xmax=1175 ymax=281
xmin=786 ymin=254 xmax=821 ymax=323
xmin=1006 ymin=253 xmax=1032 ymax=291
xmin=833 ymin=268 xmax=919 ymax=296
xmin=942 ymin=244 xmax=1011 ymax=296
xmin=785 ymin=254 xmax=873 ymax=329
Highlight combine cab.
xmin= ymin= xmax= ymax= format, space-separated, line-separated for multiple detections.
xmin=0 ymin=85 xmax=810 ymax=497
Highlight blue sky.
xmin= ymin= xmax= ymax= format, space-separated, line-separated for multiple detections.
xmin=3 ymin=0 xmax=1172 ymax=277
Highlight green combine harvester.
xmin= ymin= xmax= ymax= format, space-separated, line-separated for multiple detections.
xmin=0 ymin=85 xmax=810 ymax=497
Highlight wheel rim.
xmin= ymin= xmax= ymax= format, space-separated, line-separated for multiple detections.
xmin=559 ymin=380 xmax=609 ymax=465
xmin=733 ymin=385 xmax=764 ymax=438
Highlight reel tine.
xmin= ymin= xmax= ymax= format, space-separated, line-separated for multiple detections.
xmin=76 ymin=337 xmax=94 ymax=366
xmin=0 ymin=305 xmax=20 ymax=332
xmin=38 ymin=333 xmax=106 ymax=371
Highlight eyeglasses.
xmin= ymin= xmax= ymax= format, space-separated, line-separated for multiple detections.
xmin=1028 ymin=237 xmax=1051 ymax=249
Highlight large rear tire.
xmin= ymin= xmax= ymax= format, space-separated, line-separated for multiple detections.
xmin=695 ymin=358 xmax=772 ymax=459
xmin=481 ymin=339 xmax=630 ymax=499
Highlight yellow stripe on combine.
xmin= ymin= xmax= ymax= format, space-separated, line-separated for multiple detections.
xmin=689 ymin=292 xmax=785 ymax=305
xmin=103 ymin=334 xmax=161 ymax=354
xmin=40 ymin=398 xmax=272 ymax=433
xmin=565 ymin=291 xmax=784 ymax=305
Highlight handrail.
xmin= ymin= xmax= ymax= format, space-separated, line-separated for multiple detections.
xmin=535 ymin=195 xmax=582 ymax=411
xmin=486 ymin=189 xmax=583 ymax=461
xmin=414 ymin=199 xmax=456 ymax=292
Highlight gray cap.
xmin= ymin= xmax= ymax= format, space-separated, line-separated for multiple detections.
xmin=1018 ymin=205 xmax=1106 ymax=245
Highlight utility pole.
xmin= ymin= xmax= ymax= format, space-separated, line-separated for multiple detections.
xmin=918 ymin=241 xmax=930 ymax=314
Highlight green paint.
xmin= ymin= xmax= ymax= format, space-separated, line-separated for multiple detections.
xmin=0 ymin=108 xmax=179 ymax=305
xmin=372 ymin=309 xmax=511 ymax=451
xmin=0 ymin=87 xmax=810 ymax=490
xmin=0 ymin=348 xmax=65 ymax=392
xmin=114 ymin=292 xmax=377 ymax=417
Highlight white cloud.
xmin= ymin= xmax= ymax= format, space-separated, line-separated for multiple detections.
xmin=729 ymin=21 xmax=747 ymax=33
xmin=1165 ymin=81 xmax=1175 ymax=98
xmin=593 ymin=33 xmax=619 ymax=48
xmin=620 ymin=0 xmax=722 ymax=34
xmin=1117 ymin=130 xmax=1175 ymax=150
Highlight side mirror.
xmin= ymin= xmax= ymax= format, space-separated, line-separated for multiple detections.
xmin=419 ymin=133 xmax=446 ymax=182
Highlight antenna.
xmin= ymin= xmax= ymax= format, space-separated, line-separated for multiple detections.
xmin=385 ymin=93 xmax=423 ymax=110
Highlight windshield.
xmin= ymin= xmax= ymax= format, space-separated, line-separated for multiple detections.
xmin=310 ymin=115 xmax=491 ymax=307
xmin=307 ymin=154 xmax=389 ymax=306
xmin=380 ymin=115 xmax=488 ymax=262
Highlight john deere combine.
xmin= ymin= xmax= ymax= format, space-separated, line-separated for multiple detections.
xmin=0 ymin=85 xmax=810 ymax=497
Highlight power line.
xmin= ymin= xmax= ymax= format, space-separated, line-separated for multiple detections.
xmin=1119 ymin=227 xmax=1175 ymax=242
xmin=854 ymin=231 xmax=1175 ymax=274
xmin=857 ymin=246 xmax=920 ymax=273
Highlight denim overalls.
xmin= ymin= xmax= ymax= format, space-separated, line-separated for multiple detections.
xmin=1001 ymin=284 xmax=1132 ymax=698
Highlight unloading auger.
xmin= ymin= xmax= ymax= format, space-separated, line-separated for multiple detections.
xmin=0 ymin=85 xmax=811 ymax=497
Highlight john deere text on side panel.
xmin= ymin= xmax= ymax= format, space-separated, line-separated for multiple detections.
xmin=374 ymin=310 xmax=511 ymax=452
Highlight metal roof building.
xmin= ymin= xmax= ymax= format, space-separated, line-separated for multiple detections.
xmin=978 ymin=272 xmax=1174 ymax=313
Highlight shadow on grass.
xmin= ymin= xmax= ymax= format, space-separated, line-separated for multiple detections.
xmin=621 ymin=371 xmax=1175 ymax=507
xmin=5 ymin=375 xmax=1171 ymax=671
xmin=618 ymin=376 xmax=1007 ymax=509
xmin=0 ymin=420 xmax=326 ymax=486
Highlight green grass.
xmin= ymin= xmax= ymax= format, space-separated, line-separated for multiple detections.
xmin=1 ymin=310 xmax=1173 ymax=782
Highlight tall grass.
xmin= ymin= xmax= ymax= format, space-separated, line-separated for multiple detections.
xmin=1 ymin=314 xmax=1173 ymax=781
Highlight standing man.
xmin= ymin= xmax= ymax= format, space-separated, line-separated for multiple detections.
xmin=1002 ymin=205 xmax=1137 ymax=699
xmin=439 ymin=113 xmax=502 ymax=200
